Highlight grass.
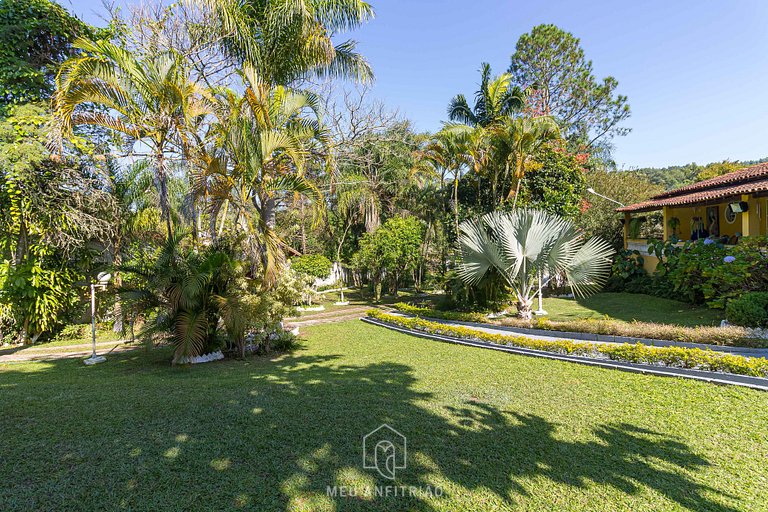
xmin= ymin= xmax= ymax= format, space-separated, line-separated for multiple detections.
xmin=1 ymin=320 xmax=767 ymax=511
xmin=542 ymin=293 xmax=723 ymax=327
xmin=292 ymin=288 xmax=430 ymax=317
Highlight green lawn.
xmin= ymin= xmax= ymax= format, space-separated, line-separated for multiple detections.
xmin=542 ymin=293 xmax=724 ymax=327
xmin=1 ymin=320 xmax=766 ymax=511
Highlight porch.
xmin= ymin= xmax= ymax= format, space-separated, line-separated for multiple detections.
xmin=618 ymin=163 xmax=768 ymax=273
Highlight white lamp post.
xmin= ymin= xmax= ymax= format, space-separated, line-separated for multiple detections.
xmin=533 ymin=270 xmax=548 ymax=316
xmin=84 ymin=272 xmax=111 ymax=365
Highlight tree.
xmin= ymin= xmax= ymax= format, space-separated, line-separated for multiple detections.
xmin=457 ymin=210 xmax=614 ymax=319
xmin=696 ymin=160 xmax=741 ymax=181
xmin=519 ymin=145 xmax=587 ymax=218
xmin=52 ymin=37 xmax=211 ymax=243
xmin=579 ymin=169 xmax=664 ymax=249
xmin=448 ymin=63 xmax=525 ymax=127
xmin=510 ymin=24 xmax=630 ymax=154
xmin=291 ymin=254 xmax=332 ymax=281
xmin=416 ymin=128 xmax=467 ymax=239
xmin=489 ymin=115 xmax=561 ymax=207
xmin=198 ymin=71 xmax=326 ymax=283
xmin=353 ymin=215 xmax=423 ymax=300
xmin=0 ymin=0 xmax=90 ymax=106
xmin=0 ymin=103 xmax=115 ymax=343
xmin=192 ymin=0 xmax=373 ymax=86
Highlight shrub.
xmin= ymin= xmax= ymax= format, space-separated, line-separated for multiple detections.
xmin=392 ymin=302 xmax=760 ymax=347
xmin=605 ymin=249 xmax=649 ymax=292
xmin=368 ymin=310 xmax=768 ymax=378
xmin=290 ymin=254 xmax=333 ymax=280
xmin=640 ymin=237 xmax=768 ymax=309
xmin=726 ymin=292 xmax=768 ymax=328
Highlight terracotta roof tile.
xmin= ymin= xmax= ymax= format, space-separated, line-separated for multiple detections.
xmin=617 ymin=177 xmax=768 ymax=213
xmin=653 ymin=162 xmax=768 ymax=199
xmin=617 ymin=161 xmax=768 ymax=213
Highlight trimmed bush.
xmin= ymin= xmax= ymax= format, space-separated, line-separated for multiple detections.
xmin=367 ymin=310 xmax=768 ymax=378
xmin=290 ymin=254 xmax=333 ymax=280
xmin=391 ymin=302 xmax=762 ymax=348
xmin=727 ymin=292 xmax=768 ymax=328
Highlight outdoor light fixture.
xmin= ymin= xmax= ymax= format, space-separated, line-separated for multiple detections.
xmin=533 ymin=270 xmax=547 ymax=316
xmin=84 ymin=272 xmax=112 ymax=365
xmin=586 ymin=187 xmax=625 ymax=207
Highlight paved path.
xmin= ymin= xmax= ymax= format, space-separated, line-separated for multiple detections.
xmin=384 ymin=311 xmax=768 ymax=358
xmin=285 ymin=306 xmax=370 ymax=328
xmin=0 ymin=340 xmax=139 ymax=363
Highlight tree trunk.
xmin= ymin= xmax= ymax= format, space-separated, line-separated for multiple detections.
xmin=300 ymin=201 xmax=307 ymax=254
xmin=156 ymin=149 xmax=172 ymax=243
xmin=516 ymin=299 xmax=533 ymax=320
xmin=14 ymin=215 xmax=28 ymax=266
xmin=113 ymin=241 xmax=124 ymax=334
xmin=453 ymin=175 xmax=460 ymax=239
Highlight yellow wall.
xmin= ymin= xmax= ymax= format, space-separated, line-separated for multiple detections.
xmin=666 ymin=196 xmax=767 ymax=241
xmin=641 ymin=254 xmax=659 ymax=274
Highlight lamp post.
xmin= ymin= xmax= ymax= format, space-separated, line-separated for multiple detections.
xmin=586 ymin=187 xmax=625 ymax=207
xmin=533 ymin=270 xmax=548 ymax=316
xmin=84 ymin=272 xmax=111 ymax=365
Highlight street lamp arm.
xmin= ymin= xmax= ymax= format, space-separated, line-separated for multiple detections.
xmin=586 ymin=187 xmax=625 ymax=207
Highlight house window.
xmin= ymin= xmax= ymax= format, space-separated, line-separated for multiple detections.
xmin=725 ymin=205 xmax=737 ymax=224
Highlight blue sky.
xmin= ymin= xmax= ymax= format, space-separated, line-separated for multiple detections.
xmin=67 ymin=0 xmax=768 ymax=169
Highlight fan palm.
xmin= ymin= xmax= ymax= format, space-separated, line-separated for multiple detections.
xmin=192 ymin=0 xmax=374 ymax=85
xmin=457 ymin=209 xmax=614 ymax=319
xmin=52 ymin=37 xmax=211 ymax=242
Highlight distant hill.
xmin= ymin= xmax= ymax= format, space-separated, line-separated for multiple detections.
xmin=628 ymin=156 xmax=768 ymax=191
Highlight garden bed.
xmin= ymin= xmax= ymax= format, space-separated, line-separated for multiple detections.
xmin=392 ymin=302 xmax=766 ymax=348
xmin=368 ymin=310 xmax=768 ymax=379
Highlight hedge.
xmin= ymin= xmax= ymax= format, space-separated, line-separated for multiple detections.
xmin=391 ymin=303 xmax=764 ymax=348
xmin=367 ymin=310 xmax=768 ymax=378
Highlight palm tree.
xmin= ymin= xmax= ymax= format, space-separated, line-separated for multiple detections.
xmin=448 ymin=63 xmax=525 ymax=128
xmin=416 ymin=128 xmax=467 ymax=237
xmin=52 ymin=37 xmax=211 ymax=243
xmin=192 ymin=0 xmax=374 ymax=85
xmin=197 ymin=69 xmax=326 ymax=283
xmin=457 ymin=209 xmax=614 ymax=319
xmin=490 ymin=116 xmax=561 ymax=207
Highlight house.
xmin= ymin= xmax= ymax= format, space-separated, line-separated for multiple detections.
xmin=617 ymin=162 xmax=768 ymax=272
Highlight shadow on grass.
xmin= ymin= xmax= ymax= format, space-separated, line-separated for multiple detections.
xmin=0 ymin=349 xmax=738 ymax=511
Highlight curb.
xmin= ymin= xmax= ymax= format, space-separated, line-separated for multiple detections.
xmin=361 ymin=317 xmax=768 ymax=391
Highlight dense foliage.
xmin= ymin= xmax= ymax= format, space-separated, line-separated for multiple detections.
xmin=290 ymin=254 xmax=333 ymax=280
xmin=0 ymin=0 xmax=90 ymax=106
xmin=0 ymin=2 xmax=654 ymax=354
xmin=726 ymin=293 xmax=768 ymax=328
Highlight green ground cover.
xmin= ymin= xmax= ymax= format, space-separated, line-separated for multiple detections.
xmin=1 ymin=320 xmax=765 ymax=511
xmin=542 ymin=293 xmax=723 ymax=327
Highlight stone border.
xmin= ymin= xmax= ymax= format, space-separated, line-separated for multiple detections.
xmin=362 ymin=317 xmax=768 ymax=392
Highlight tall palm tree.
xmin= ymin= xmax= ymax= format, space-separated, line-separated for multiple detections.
xmin=457 ymin=209 xmax=614 ymax=319
xmin=490 ymin=116 xmax=561 ymax=207
xmin=416 ymin=128 xmax=467 ymax=237
xmin=448 ymin=63 xmax=525 ymax=128
xmin=197 ymin=69 xmax=326 ymax=283
xmin=52 ymin=37 xmax=211 ymax=242
xmin=192 ymin=0 xmax=374 ymax=85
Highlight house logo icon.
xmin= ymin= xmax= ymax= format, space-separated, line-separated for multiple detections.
xmin=362 ymin=424 xmax=407 ymax=480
